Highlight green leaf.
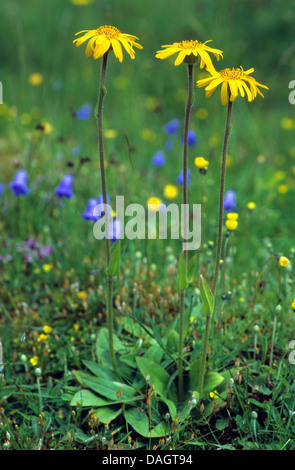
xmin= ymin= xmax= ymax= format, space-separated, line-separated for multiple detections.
xmin=83 ymin=360 xmax=118 ymax=381
xmin=189 ymin=359 xmax=201 ymax=391
xmin=178 ymin=251 xmax=187 ymax=291
xmin=187 ymin=254 xmax=197 ymax=283
xmin=135 ymin=356 xmax=177 ymax=401
xmin=94 ymin=407 xmax=122 ymax=424
xmin=124 ymin=408 xmax=171 ymax=438
xmin=158 ymin=397 xmax=177 ymax=421
xmin=106 ymin=240 xmax=121 ymax=278
xmin=72 ymin=370 xmax=137 ymax=402
xmin=165 ymin=329 xmax=179 ymax=354
xmin=199 ymin=274 xmax=213 ymax=314
xmin=96 ymin=327 xmax=125 ymax=365
xmin=203 ymin=371 xmax=224 ymax=394
xmin=70 ymin=389 xmax=112 ymax=407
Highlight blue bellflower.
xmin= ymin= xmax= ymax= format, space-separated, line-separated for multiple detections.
xmin=176 ymin=168 xmax=191 ymax=185
xmin=163 ymin=119 xmax=180 ymax=135
xmin=8 ymin=170 xmax=30 ymax=196
xmin=96 ymin=194 xmax=110 ymax=217
xmin=81 ymin=198 xmax=100 ymax=221
xmin=152 ymin=151 xmax=165 ymax=167
xmin=55 ymin=175 xmax=74 ymax=199
xmin=223 ymin=190 xmax=237 ymax=212
xmin=110 ymin=219 xmax=122 ymax=243
xmin=76 ymin=104 xmax=92 ymax=121
xmin=181 ymin=129 xmax=197 ymax=147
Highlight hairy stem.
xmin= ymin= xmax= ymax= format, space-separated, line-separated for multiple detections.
xmin=97 ymin=51 xmax=116 ymax=370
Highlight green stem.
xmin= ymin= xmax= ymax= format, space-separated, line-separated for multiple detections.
xmin=198 ymin=99 xmax=233 ymax=399
xmin=97 ymin=51 xmax=116 ymax=370
xmin=269 ymin=315 xmax=277 ymax=367
xmin=198 ymin=313 xmax=211 ymax=398
xmin=212 ymin=99 xmax=233 ymax=297
xmin=178 ymin=63 xmax=194 ymax=402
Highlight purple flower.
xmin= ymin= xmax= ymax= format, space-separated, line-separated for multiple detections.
xmin=55 ymin=175 xmax=74 ymax=199
xmin=181 ymin=130 xmax=197 ymax=147
xmin=163 ymin=119 xmax=180 ymax=135
xmin=0 ymin=183 xmax=4 ymax=196
xmin=8 ymin=170 xmax=30 ymax=196
xmin=176 ymin=168 xmax=191 ymax=185
xmin=223 ymin=190 xmax=237 ymax=212
xmin=96 ymin=194 xmax=110 ymax=217
xmin=39 ymin=246 xmax=52 ymax=259
xmin=81 ymin=198 xmax=100 ymax=221
xmin=110 ymin=219 xmax=122 ymax=243
xmin=165 ymin=140 xmax=173 ymax=152
xmin=152 ymin=151 xmax=165 ymax=167
xmin=76 ymin=104 xmax=92 ymax=121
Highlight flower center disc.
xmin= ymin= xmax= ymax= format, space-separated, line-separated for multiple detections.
xmin=179 ymin=40 xmax=201 ymax=49
xmin=96 ymin=25 xmax=121 ymax=39
xmin=220 ymin=68 xmax=246 ymax=80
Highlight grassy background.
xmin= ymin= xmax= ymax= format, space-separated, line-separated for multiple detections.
xmin=1 ymin=0 xmax=295 ymax=450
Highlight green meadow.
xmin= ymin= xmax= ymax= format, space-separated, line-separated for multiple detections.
xmin=1 ymin=0 xmax=295 ymax=451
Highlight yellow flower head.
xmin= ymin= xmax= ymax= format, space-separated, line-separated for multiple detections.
xmin=29 ymin=73 xmax=43 ymax=86
xmin=156 ymin=40 xmax=223 ymax=69
xmin=37 ymin=334 xmax=47 ymax=342
xmin=197 ymin=66 xmax=268 ymax=105
xmin=164 ymin=184 xmax=178 ymax=200
xmin=279 ymin=256 xmax=290 ymax=267
xmin=147 ymin=197 xmax=162 ymax=211
xmin=194 ymin=156 xmax=209 ymax=170
xmin=73 ymin=25 xmax=142 ymax=62
xmin=30 ymin=356 xmax=38 ymax=366
xmin=42 ymin=264 xmax=53 ymax=272
xmin=247 ymin=201 xmax=256 ymax=211
xmin=292 ymin=299 xmax=295 ymax=312
xmin=43 ymin=325 xmax=52 ymax=334
xmin=227 ymin=212 xmax=239 ymax=221
xmin=225 ymin=219 xmax=238 ymax=231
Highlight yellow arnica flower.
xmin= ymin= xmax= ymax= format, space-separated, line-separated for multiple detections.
xmin=30 ymin=356 xmax=38 ymax=366
xmin=225 ymin=219 xmax=238 ymax=231
xmin=194 ymin=157 xmax=209 ymax=170
xmin=73 ymin=25 xmax=142 ymax=62
xmin=279 ymin=256 xmax=290 ymax=267
xmin=227 ymin=212 xmax=239 ymax=221
xmin=292 ymin=299 xmax=295 ymax=312
xmin=156 ymin=40 xmax=223 ymax=69
xmin=164 ymin=184 xmax=178 ymax=200
xmin=197 ymin=66 xmax=268 ymax=105
xmin=43 ymin=325 xmax=52 ymax=334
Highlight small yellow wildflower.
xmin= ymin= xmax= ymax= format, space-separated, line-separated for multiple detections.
xmin=71 ymin=0 xmax=94 ymax=4
xmin=77 ymin=291 xmax=87 ymax=299
xmin=105 ymin=129 xmax=118 ymax=139
xmin=163 ymin=184 xmax=178 ymax=200
xmin=247 ymin=202 xmax=256 ymax=211
xmin=225 ymin=219 xmax=238 ymax=231
xmin=37 ymin=334 xmax=47 ymax=342
xmin=73 ymin=323 xmax=80 ymax=331
xmin=227 ymin=213 xmax=239 ymax=221
xmin=42 ymin=264 xmax=53 ymax=272
xmin=196 ymin=108 xmax=208 ymax=120
xmin=209 ymin=390 xmax=219 ymax=399
xmin=291 ymin=299 xmax=295 ymax=312
xmin=30 ymin=356 xmax=38 ymax=366
xmin=43 ymin=326 xmax=52 ymax=334
xmin=280 ymin=118 xmax=294 ymax=130
xmin=29 ymin=73 xmax=43 ymax=86
xmin=279 ymin=256 xmax=290 ymax=267
xmin=147 ymin=197 xmax=162 ymax=211
xmin=194 ymin=157 xmax=209 ymax=170
xmin=278 ymin=184 xmax=289 ymax=194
